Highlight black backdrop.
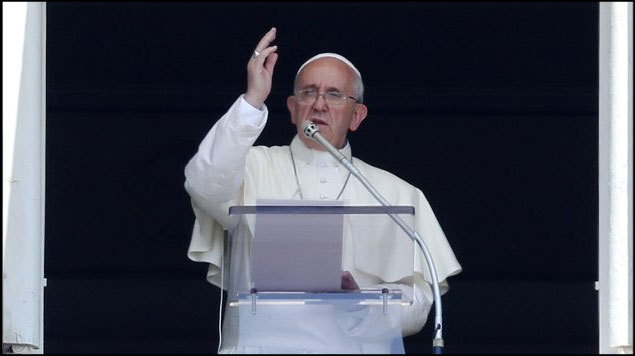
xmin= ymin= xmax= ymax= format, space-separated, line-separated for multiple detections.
xmin=45 ymin=2 xmax=598 ymax=354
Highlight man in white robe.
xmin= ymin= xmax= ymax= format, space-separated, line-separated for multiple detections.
xmin=184 ymin=27 xmax=462 ymax=353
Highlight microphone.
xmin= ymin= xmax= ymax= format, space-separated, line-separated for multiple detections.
xmin=302 ymin=120 xmax=446 ymax=354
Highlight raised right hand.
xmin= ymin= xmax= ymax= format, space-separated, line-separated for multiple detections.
xmin=244 ymin=27 xmax=278 ymax=108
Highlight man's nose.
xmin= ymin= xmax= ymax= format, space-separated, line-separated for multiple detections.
xmin=312 ymin=94 xmax=328 ymax=111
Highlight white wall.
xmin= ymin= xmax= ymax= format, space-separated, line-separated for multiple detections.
xmin=598 ymin=2 xmax=633 ymax=354
xmin=2 ymin=2 xmax=47 ymax=354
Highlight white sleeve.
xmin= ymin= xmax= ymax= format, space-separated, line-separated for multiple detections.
xmin=184 ymin=94 xmax=267 ymax=225
xmin=238 ymin=95 xmax=267 ymax=126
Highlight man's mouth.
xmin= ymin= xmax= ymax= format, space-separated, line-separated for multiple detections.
xmin=312 ymin=118 xmax=328 ymax=126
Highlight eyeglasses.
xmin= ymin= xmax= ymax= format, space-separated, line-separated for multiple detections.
xmin=294 ymin=89 xmax=358 ymax=105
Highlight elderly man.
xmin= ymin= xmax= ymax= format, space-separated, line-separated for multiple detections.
xmin=184 ymin=27 xmax=461 ymax=353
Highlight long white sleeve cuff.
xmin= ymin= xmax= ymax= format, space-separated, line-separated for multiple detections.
xmin=238 ymin=95 xmax=266 ymax=127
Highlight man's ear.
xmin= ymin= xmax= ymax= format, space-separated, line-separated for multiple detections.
xmin=287 ymin=96 xmax=297 ymax=124
xmin=349 ymin=103 xmax=368 ymax=132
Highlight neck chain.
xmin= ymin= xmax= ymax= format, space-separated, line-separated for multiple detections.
xmin=289 ymin=146 xmax=352 ymax=200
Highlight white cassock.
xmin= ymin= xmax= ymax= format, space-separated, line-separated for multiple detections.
xmin=184 ymin=95 xmax=462 ymax=353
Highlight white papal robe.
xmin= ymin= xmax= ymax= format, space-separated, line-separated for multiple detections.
xmin=184 ymin=95 xmax=462 ymax=353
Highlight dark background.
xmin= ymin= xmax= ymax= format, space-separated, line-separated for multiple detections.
xmin=45 ymin=2 xmax=598 ymax=354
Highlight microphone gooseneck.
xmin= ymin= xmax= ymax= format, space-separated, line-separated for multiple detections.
xmin=302 ymin=121 xmax=348 ymax=165
xmin=301 ymin=120 xmax=446 ymax=354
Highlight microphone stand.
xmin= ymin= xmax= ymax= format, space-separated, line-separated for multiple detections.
xmin=302 ymin=121 xmax=445 ymax=354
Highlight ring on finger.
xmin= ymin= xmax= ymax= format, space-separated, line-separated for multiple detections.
xmin=253 ymin=50 xmax=260 ymax=58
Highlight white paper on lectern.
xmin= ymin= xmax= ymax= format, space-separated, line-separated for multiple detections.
xmin=251 ymin=199 xmax=344 ymax=292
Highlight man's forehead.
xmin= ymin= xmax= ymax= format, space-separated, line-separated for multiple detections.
xmin=297 ymin=66 xmax=350 ymax=91
xmin=298 ymin=82 xmax=344 ymax=91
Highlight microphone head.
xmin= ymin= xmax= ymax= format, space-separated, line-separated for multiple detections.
xmin=302 ymin=120 xmax=319 ymax=138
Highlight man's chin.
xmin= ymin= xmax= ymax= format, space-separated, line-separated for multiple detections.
xmin=297 ymin=132 xmax=325 ymax=150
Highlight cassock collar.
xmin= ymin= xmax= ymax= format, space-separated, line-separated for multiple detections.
xmin=290 ymin=135 xmax=352 ymax=167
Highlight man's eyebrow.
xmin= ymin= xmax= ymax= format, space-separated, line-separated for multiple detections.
xmin=300 ymin=84 xmax=344 ymax=92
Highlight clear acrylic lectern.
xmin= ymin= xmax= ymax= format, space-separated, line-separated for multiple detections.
xmin=220 ymin=203 xmax=416 ymax=354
